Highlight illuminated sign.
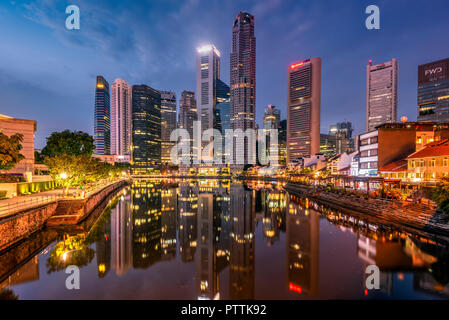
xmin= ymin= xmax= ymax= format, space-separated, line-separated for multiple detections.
xmin=97 ymin=83 xmax=105 ymax=89
xmin=290 ymin=59 xmax=310 ymax=70
xmin=418 ymin=58 xmax=449 ymax=84
xmin=289 ymin=282 xmax=302 ymax=293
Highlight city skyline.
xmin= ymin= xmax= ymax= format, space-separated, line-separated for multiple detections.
xmin=1 ymin=1 xmax=449 ymax=149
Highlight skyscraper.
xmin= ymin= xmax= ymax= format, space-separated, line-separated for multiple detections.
xmin=179 ymin=90 xmax=198 ymax=165
xmin=196 ymin=45 xmax=221 ymax=132
xmin=160 ymin=91 xmax=177 ymax=164
xmin=287 ymin=58 xmax=321 ymax=165
xmin=216 ymin=79 xmax=230 ymax=162
xmin=94 ymin=76 xmax=110 ymax=155
xmin=366 ymin=59 xmax=398 ymax=132
xmin=417 ymin=58 xmax=449 ymax=122
xmin=111 ymin=78 xmax=132 ymax=156
xmin=263 ymin=105 xmax=280 ymax=130
xmin=215 ymin=79 xmax=230 ymax=135
xmin=230 ymin=11 xmax=256 ymax=167
xmin=131 ymin=85 xmax=161 ymax=174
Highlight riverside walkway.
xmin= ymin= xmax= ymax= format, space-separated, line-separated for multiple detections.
xmin=0 ymin=179 xmax=123 ymax=218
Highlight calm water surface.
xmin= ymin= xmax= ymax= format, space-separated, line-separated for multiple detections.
xmin=1 ymin=179 xmax=449 ymax=300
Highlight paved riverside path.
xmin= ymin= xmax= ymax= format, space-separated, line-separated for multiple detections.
xmin=0 ymin=189 xmax=62 ymax=217
xmin=0 ymin=180 xmax=121 ymax=218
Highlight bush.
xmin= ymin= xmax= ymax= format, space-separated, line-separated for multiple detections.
xmin=432 ymin=179 xmax=449 ymax=215
xmin=0 ymin=191 xmax=7 ymax=199
xmin=0 ymin=174 xmax=25 ymax=183
xmin=16 ymin=181 xmax=61 ymax=195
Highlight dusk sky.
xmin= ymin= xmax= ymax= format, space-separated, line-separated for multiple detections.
xmin=1 ymin=0 xmax=448 ymax=148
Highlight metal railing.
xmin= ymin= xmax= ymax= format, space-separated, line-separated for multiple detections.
xmin=0 ymin=178 xmax=125 ymax=217
xmin=0 ymin=194 xmax=62 ymax=217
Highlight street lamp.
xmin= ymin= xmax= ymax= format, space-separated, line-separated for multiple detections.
xmin=60 ymin=172 xmax=68 ymax=197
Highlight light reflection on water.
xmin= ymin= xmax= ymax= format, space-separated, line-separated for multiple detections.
xmin=1 ymin=179 xmax=449 ymax=300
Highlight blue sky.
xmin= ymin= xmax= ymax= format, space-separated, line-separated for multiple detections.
xmin=1 ymin=0 xmax=448 ymax=148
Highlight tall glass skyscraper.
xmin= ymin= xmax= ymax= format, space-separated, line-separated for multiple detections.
xmin=94 ymin=76 xmax=110 ymax=155
xmin=160 ymin=91 xmax=177 ymax=164
xmin=230 ymin=11 xmax=256 ymax=167
xmin=287 ymin=58 xmax=321 ymax=165
xmin=366 ymin=59 xmax=398 ymax=132
xmin=131 ymin=85 xmax=161 ymax=174
xmin=417 ymin=58 xmax=449 ymax=122
xmin=263 ymin=105 xmax=280 ymax=130
xmin=215 ymin=79 xmax=230 ymax=134
xmin=179 ymin=91 xmax=198 ymax=166
xmin=111 ymin=78 xmax=132 ymax=156
xmin=196 ymin=44 xmax=221 ymax=132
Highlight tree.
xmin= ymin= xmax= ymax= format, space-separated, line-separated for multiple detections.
xmin=0 ymin=132 xmax=24 ymax=170
xmin=41 ymin=130 xmax=95 ymax=158
xmin=433 ymin=178 xmax=449 ymax=215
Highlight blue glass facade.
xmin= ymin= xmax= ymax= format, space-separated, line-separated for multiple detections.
xmin=215 ymin=79 xmax=230 ymax=135
xmin=94 ymin=76 xmax=110 ymax=155
xmin=131 ymin=84 xmax=161 ymax=174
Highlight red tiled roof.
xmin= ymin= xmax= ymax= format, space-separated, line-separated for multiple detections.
xmin=407 ymin=139 xmax=449 ymax=159
xmin=379 ymin=159 xmax=408 ymax=172
xmin=338 ymin=166 xmax=351 ymax=172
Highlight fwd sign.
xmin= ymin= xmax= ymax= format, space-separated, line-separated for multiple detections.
xmin=425 ymin=67 xmax=443 ymax=76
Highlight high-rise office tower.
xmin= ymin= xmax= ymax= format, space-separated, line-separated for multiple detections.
xmin=94 ymin=76 xmax=110 ymax=155
xmin=230 ymin=11 xmax=256 ymax=167
xmin=366 ymin=59 xmax=398 ymax=132
xmin=111 ymin=78 xmax=132 ymax=156
xmin=215 ymin=79 xmax=231 ymax=135
xmin=417 ymin=58 xmax=449 ymax=122
xmin=179 ymin=90 xmax=198 ymax=164
xmin=196 ymin=45 xmax=221 ymax=132
xmin=216 ymin=79 xmax=230 ymax=162
xmin=287 ymin=58 xmax=321 ymax=165
xmin=131 ymin=85 xmax=161 ymax=174
xmin=160 ymin=91 xmax=177 ymax=164
xmin=329 ymin=121 xmax=354 ymax=154
xmin=263 ymin=105 xmax=280 ymax=129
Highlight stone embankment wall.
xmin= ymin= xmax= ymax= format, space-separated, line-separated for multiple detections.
xmin=0 ymin=180 xmax=130 ymax=251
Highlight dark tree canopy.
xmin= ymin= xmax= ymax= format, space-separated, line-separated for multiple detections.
xmin=0 ymin=132 xmax=24 ymax=170
xmin=41 ymin=130 xmax=95 ymax=157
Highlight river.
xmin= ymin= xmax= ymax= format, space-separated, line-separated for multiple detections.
xmin=1 ymin=179 xmax=448 ymax=300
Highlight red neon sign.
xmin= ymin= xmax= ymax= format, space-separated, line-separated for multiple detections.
xmin=290 ymin=62 xmax=304 ymax=69
xmin=289 ymin=282 xmax=302 ymax=294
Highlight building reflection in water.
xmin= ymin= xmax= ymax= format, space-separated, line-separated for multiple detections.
xmin=178 ymin=182 xmax=198 ymax=263
xmin=112 ymin=192 xmax=133 ymax=276
xmin=229 ymin=183 xmax=255 ymax=300
xmin=161 ymin=188 xmax=177 ymax=261
xmin=132 ymin=181 xmax=162 ymax=269
xmin=262 ymin=190 xmax=286 ymax=246
xmin=286 ymin=196 xmax=319 ymax=297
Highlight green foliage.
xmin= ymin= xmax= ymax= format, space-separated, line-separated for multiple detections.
xmin=41 ymin=130 xmax=95 ymax=158
xmin=0 ymin=132 xmax=24 ymax=170
xmin=300 ymin=167 xmax=313 ymax=174
xmin=433 ymin=178 xmax=449 ymax=215
xmin=44 ymin=154 xmax=123 ymax=188
xmin=0 ymin=173 xmax=25 ymax=183
xmin=0 ymin=190 xmax=7 ymax=199
xmin=34 ymin=150 xmax=44 ymax=164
